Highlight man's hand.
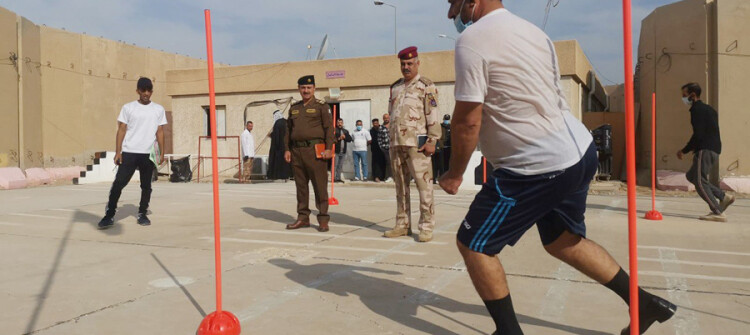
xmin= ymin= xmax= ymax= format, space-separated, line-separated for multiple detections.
xmin=676 ymin=150 xmax=684 ymax=160
xmin=418 ymin=142 xmax=436 ymax=157
xmin=284 ymin=151 xmax=291 ymax=163
xmin=159 ymin=153 xmax=165 ymax=165
xmin=114 ymin=152 xmax=123 ymax=166
xmin=321 ymin=149 xmax=332 ymax=160
xmin=439 ymin=170 xmax=463 ymax=195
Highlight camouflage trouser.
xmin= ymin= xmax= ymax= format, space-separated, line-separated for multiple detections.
xmin=390 ymin=146 xmax=435 ymax=232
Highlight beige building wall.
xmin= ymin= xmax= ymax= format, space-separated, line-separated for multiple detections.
xmin=40 ymin=27 xmax=206 ymax=167
xmin=0 ymin=7 xmax=19 ymax=168
xmin=0 ymin=5 xmax=206 ymax=169
xmin=636 ymin=0 xmax=749 ymax=177
xmin=715 ymin=0 xmax=750 ymax=177
xmin=169 ymin=41 xmax=605 ymax=177
xmin=20 ymin=17 xmax=43 ymax=169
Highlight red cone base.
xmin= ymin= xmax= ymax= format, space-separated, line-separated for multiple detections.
xmin=329 ymin=197 xmax=339 ymax=205
xmin=644 ymin=210 xmax=663 ymax=221
xmin=197 ymin=311 xmax=241 ymax=335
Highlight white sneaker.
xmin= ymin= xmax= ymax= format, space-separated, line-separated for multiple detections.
xmin=353 ymin=177 xmax=360 ymax=181
xmin=385 ymin=177 xmax=393 ymax=183
xmin=719 ymin=193 xmax=735 ymax=213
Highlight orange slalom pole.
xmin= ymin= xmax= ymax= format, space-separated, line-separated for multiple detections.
xmin=205 ymin=9 xmax=223 ymax=314
xmin=197 ymin=9 xmax=240 ymax=335
xmin=329 ymin=105 xmax=339 ymax=205
xmin=645 ymin=93 xmax=662 ymax=220
xmin=621 ymin=1 xmax=639 ymax=333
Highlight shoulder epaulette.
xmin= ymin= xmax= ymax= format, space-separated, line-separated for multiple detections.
xmin=291 ymin=100 xmax=303 ymax=106
xmin=418 ymin=76 xmax=434 ymax=86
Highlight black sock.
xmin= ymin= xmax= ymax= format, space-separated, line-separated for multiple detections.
xmin=604 ymin=268 xmax=652 ymax=309
xmin=483 ymin=295 xmax=524 ymax=335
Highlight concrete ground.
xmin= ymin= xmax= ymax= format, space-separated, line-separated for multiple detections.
xmin=1 ymin=181 xmax=748 ymax=335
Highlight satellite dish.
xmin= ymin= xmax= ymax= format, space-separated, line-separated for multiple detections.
xmin=316 ymin=34 xmax=329 ymax=60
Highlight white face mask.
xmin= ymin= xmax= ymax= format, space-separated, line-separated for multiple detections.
xmin=682 ymin=96 xmax=692 ymax=106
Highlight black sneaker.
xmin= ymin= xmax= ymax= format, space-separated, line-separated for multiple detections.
xmin=137 ymin=213 xmax=151 ymax=226
xmin=620 ymin=295 xmax=677 ymax=335
xmin=98 ymin=215 xmax=115 ymax=230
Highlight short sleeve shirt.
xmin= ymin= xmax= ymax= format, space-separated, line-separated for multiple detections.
xmin=117 ymin=101 xmax=167 ymax=154
xmin=351 ymin=129 xmax=372 ymax=152
xmin=454 ymin=8 xmax=592 ymax=175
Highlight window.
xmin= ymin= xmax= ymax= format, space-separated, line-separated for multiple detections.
xmin=203 ymin=106 xmax=226 ymax=137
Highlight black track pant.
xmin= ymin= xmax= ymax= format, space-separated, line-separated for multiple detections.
xmin=106 ymin=152 xmax=154 ymax=216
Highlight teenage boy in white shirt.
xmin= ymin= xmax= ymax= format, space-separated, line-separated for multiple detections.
xmin=241 ymin=121 xmax=255 ymax=182
xmin=351 ymin=120 xmax=372 ymax=181
xmin=99 ymin=77 xmax=167 ymax=229
xmin=440 ymin=1 xmax=675 ymax=334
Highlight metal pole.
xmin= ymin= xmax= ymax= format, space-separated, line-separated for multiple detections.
xmin=394 ymin=6 xmax=397 ymax=53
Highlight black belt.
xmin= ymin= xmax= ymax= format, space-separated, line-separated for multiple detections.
xmin=292 ymin=139 xmax=324 ymax=148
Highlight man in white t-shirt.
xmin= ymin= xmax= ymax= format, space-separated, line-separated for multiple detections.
xmin=351 ymin=120 xmax=372 ymax=181
xmin=439 ymin=1 xmax=675 ymax=334
xmin=241 ymin=121 xmax=255 ymax=182
xmin=99 ymin=77 xmax=167 ymax=229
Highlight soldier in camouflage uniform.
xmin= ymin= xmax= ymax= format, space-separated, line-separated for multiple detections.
xmin=384 ymin=46 xmax=442 ymax=242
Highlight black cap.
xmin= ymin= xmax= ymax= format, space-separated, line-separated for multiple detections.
xmin=137 ymin=77 xmax=153 ymax=91
xmin=443 ymin=114 xmax=451 ymax=120
xmin=298 ymin=75 xmax=315 ymax=86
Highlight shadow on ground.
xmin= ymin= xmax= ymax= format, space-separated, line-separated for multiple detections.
xmin=269 ymin=259 xmax=610 ymax=335
xmin=243 ymin=207 xmax=387 ymax=232
xmin=587 ymin=203 xmax=701 ymax=220
xmin=73 ymin=204 xmax=146 ymax=236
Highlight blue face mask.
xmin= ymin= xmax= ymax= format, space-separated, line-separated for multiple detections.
xmin=454 ymin=0 xmax=475 ymax=34
xmin=356 ymin=125 xmax=363 ymax=131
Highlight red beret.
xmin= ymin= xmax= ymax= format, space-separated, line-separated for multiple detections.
xmin=398 ymin=46 xmax=418 ymax=60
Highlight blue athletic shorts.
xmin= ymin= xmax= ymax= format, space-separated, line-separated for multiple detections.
xmin=457 ymin=142 xmax=597 ymax=255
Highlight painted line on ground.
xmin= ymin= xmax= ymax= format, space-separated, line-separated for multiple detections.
xmin=658 ymin=248 xmax=701 ymax=334
xmin=640 ymin=271 xmax=750 ymax=284
xmin=407 ymin=260 xmax=465 ymax=304
xmin=50 ymin=208 xmax=77 ymax=212
xmin=9 ymin=213 xmax=67 ymax=220
xmin=639 ymin=245 xmax=750 ymax=257
xmin=238 ymin=229 xmax=448 ymax=245
xmin=201 ymin=237 xmax=425 ymax=256
xmin=194 ymin=192 xmax=292 ymax=199
xmin=0 ymin=221 xmax=21 ymax=226
xmin=640 ymin=257 xmax=750 ymax=270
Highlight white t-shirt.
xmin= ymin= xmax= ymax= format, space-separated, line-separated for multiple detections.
xmin=241 ymin=129 xmax=255 ymax=157
xmin=351 ymin=129 xmax=372 ymax=152
xmin=454 ymin=8 xmax=593 ymax=175
xmin=117 ymin=100 xmax=168 ymax=154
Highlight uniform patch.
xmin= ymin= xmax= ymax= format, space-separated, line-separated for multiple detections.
xmin=306 ymin=109 xmax=317 ymax=114
xmin=291 ymin=110 xmax=300 ymax=115
xmin=427 ymin=93 xmax=437 ymax=107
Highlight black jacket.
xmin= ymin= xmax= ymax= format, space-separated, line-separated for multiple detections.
xmin=335 ymin=128 xmax=353 ymax=154
xmin=370 ymin=126 xmax=382 ymax=152
xmin=681 ymin=100 xmax=721 ymax=155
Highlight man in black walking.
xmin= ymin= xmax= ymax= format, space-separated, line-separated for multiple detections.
xmin=677 ymin=82 xmax=734 ymax=222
